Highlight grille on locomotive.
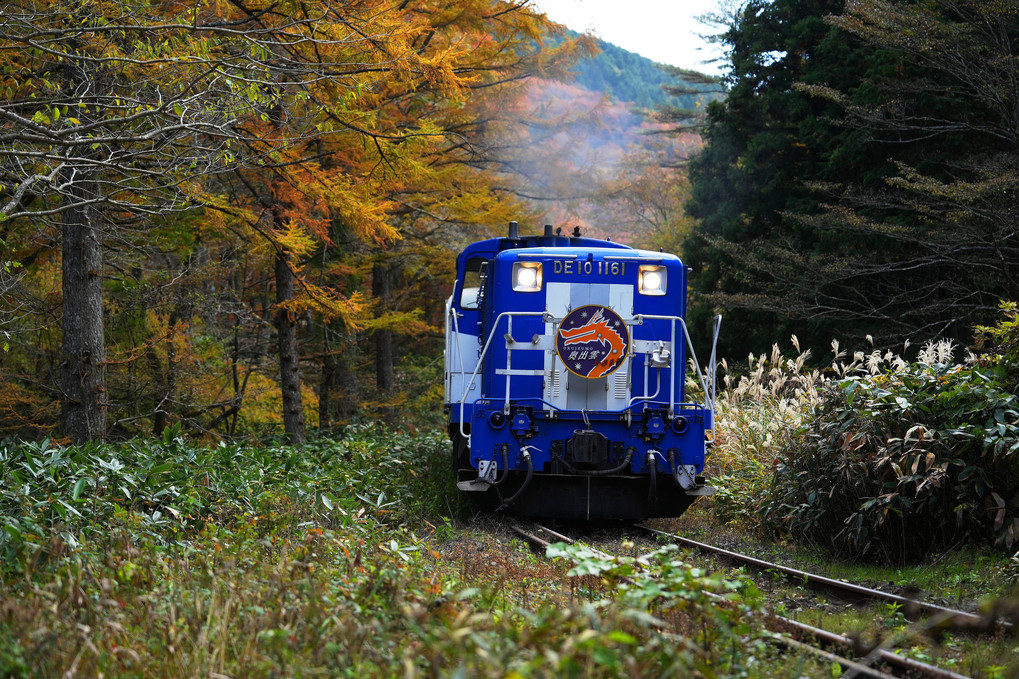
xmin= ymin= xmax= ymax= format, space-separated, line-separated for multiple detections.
xmin=444 ymin=221 xmax=720 ymax=520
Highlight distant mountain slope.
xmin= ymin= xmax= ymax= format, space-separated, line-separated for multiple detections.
xmin=507 ymin=30 xmax=723 ymax=244
xmin=563 ymin=30 xmax=720 ymax=110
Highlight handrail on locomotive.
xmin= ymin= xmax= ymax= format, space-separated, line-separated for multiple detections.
xmin=450 ymin=308 xmax=723 ymax=448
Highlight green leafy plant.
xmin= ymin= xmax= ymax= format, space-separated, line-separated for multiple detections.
xmin=0 ymin=425 xmax=452 ymax=568
xmin=546 ymin=541 xmax=765 ymax=675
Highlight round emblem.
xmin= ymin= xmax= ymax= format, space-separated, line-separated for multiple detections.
xmin=556 ymin=305 xmax=629 ymax=378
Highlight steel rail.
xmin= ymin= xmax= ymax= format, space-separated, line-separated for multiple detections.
xmin=637 ymin=524 xmax=1006 ymax=634
xmin=510 ymin=524 xmax=555 ymax=550
xmin=777 ymin=617 xmax=972 ymax=679
xmin=531 ymin=524 xmax=578 ymax=545
xmin=772 ymin=635 xmax=897 ymax=679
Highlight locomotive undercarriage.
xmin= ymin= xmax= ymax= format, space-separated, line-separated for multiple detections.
xmin=462 ymin=472 xmax=703 ymax=521
xmin=452 ymin=415 xmax=714 ymax=520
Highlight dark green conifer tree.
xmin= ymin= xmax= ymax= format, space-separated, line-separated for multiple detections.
xmin=683 ymin=0 xmax=1016 ymax=358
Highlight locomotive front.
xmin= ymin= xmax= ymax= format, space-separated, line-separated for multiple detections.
xmin=444 ymin=222 xmax=719 ymax=520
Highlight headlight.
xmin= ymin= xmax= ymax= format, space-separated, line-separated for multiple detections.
xmin=638 ymin=265 xmax=667 ymax=295
xmin=512 ymin=262 xmax=543 ymax=292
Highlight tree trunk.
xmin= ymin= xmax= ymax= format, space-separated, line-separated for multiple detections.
xmin=275 ymin=250 xmax=306 ymax=444
xmin=319 ymin=326 xmax=360 ymax=427
xmin=334 ymin=340 xmax=360 ymax=422
xmin=145 ymin=345 xmax=168 ymax=437
xmin=60 ymin=192 xmax=107 ymax=443
xmin=319 ymin=350 xmax=336 ymax=429
xmin=373 ymin=262 xmax=395 ymax=393
xmin=373 ymin=262 xmax=395 ymax=423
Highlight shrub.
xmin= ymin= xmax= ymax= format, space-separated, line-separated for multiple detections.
xmin=761 ymin=337 xmax=1019 ymax=563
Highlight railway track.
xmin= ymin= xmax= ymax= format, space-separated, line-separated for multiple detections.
xmin=510 ymin=522 xmax=976 ymax=679
xmin=637 ymin=524 xmax=1010 ymax=637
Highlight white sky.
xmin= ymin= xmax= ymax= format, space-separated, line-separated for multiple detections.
xmin=532 ymin=0 xmax=727 ymax=75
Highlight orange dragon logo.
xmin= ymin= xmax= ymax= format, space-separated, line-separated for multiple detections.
xmin=556 ymin=305 xmax=629 ymax=378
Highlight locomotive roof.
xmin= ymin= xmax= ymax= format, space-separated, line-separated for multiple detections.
xmin=459 ymin=233 xmax=681 ymax=264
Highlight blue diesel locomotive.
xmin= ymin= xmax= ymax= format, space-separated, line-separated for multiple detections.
xmin=444 ymin=222 xmax=720 ymax=520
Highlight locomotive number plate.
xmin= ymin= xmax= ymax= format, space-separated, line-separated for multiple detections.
xmin=556 ymin=305 xmax=629 ymax=378
xmin=552 ymin=260 xmax=626 ymax=276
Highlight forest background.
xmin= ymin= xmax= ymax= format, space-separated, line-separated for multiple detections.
xmin=0 ymin=0 xmax=1015 ymax=446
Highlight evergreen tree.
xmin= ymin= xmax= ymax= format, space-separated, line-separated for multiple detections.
xmin=685 ymin=0 xmax=863 ymax=356
xmin=684 ymin=0 xmax=1018 ymax=358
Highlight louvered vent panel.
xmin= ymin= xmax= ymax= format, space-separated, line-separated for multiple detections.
xmin=613 ymin=367 xmax=628 ymax=400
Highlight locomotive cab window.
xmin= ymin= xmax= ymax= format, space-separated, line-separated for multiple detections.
xmin=460 ymin=258 xmax=487 ymax=310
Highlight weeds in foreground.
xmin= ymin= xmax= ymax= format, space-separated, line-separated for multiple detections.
xmin=547 ymin=541 xmax=767 ymax=675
